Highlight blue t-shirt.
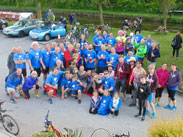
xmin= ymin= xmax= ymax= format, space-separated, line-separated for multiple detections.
xmin=79 ymin=39 xmax=88 ymax=49
xmin=108 ymin=53 xmax=119 ymax=70
xmin=84 ymin=50 xmax=97 ymax=69
xmin=98 ymin=95 xmax=112 ymax=115
xmin=60 ymin=77 xmax=71 ymax=90
xmin=97 ymin=51 xmax=108 ymax=68
xmin=28 ymin=49 xmax=41 ymax=68
xmin=49 ymin=52 xmax=62 ymax=69
xmin=133 ymin=34 xmax=144 ymax=43
xmin=59 ymin=51 xmax=65 ymax=63
xmin=103 ymin=34 xmax=110 ymax=42
xmin=45 ymin=71 xmax=64 ymax=86
xmin=40 ymin=49 xmax=51 ymax=67
xmin=94 ymin=38 xmax=106 ymax=52
xmin=106 ymin=37 xmax=117 ymax=47
xmin=13 ymin=53 xmax=27 ymax=69
xmin=102 ymin=77 xmax=116 ymax=93
xmin=68 ymin=80 xmax=82 ymax=90
xmin=124 ymin=55 xmax=138 ymax=64
xmin=146 ymin=40 xmax=152 ymax=53
xmin=92 ymin=35 xmax=99 ymax=43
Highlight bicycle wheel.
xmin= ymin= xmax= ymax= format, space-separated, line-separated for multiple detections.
xmin=2 ymin=114 xmax=19 ymax=136
xmin=91 ymin=128 xmax=112 ymax=137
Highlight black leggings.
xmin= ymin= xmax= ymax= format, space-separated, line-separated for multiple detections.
xmin=139 ymin=100 xmax=146 ymax=116
xmin=110 ymin=110 xmax=119 ymax=116
xmin=89 ymin=108 xmax=98 ymax=114
xmin=23 ymin=84 xmax=39 ymax=99
xmin=167 ymin=88 xmax=176 ymax=101
xmin=173 ymin=48 xmax=179 ymax=57
xmin=155 ymin=88 xmax=164 ymax=98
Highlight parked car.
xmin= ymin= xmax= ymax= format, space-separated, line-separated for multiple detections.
xmin=29 ymin=23 xmax=66 ymax=41
xmin=0 ymin=19 xmax=8 ymax=29
xmin=3 ymin=19 xmax=42 ymax=37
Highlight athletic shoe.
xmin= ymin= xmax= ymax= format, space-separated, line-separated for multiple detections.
xmin=108 ymin=114 xmax=113 ymax=119
xmin=164 ymin=104 xmax=171 ymax=109
xmin=78 ymin=99 xmax=81 ymax=104
xmin=151 ymin=113 xmax=157 ymax=119
xmin=157 ymin=102 xmax=161 ymax=107
xmin=129 ymin=103 xmax=136 ymax=107
xmin=145 ymin=110 xmax=150 ymax=115
xmin=154 ymin=103 xmax=157 ymax=107
xmin=22 ymin=92 xmax=28 ymax=99
xmin=135 ymin=114 xmax=141 ymax=118
xmin=10 ymin=98 xmax=16 ymax=104
xmin=49 ymin=98 xmax=53 ymax=104
xmin=170 ymin=106 xmax=177 ymax=110
xmin=141 ymin=116 xmax=145 ymax=121
xmin=35 ymin=94 xmax=39 ymax=98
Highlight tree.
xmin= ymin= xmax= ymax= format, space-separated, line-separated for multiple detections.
xmin=156 ymin=0 xmax=175 ymax=30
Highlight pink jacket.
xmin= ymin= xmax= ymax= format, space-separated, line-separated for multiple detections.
xmin=156 ymin=68 xmax=169 ymax=88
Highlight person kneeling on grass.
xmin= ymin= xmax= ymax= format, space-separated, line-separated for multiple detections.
xmin=22 ymin=71 xmax=39 ymax=99
xmin=108 ymin=92 xmax=122 ymax=118
xmin=135 ymin=76 xmax=150 ymax=121
xmin=68 ymin=75 xmax=83 ymax=104
xmin=98 ymin=90 xmax=112 ymax=116
xmin=89 ymin=91 xmax=101 ymax=114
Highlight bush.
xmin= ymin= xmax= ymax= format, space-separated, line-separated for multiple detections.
xmin=147 ymin=114 xmax=183 ymax=137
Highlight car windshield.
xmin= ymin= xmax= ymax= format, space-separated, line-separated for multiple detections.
xmin=38 ymin=23 xmax=51 ymax=29
xmin=14 ymin=20 xmax=27 ymax=26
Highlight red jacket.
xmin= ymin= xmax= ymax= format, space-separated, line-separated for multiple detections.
xmin=114 ymin=62 xmax=130 ymax=80
xmin=64 ymin=49 xmax=80 ymax=68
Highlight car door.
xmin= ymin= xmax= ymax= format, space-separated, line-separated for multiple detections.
xmin=50 ymin=25 xmax=60 ymax=37
xmin=23 ymin=20 xmax=35 ymax=34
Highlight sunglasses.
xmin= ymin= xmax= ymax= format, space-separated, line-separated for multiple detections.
xmin=104 ymin=73 xmax=108 ymax=75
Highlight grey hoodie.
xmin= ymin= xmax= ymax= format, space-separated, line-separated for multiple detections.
xmin=167 ymin=69 xmax=181 ymax=88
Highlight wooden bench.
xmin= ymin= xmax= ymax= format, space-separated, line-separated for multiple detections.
xmin=169 ymin=10 xmax=183 ymax=17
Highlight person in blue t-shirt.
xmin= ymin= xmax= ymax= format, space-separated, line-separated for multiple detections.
xmin=14 ymin=46 xmax=27 ymax=80
xmin=68 ymin=75 xmax=83 ymax=104
xmin=124 ymin=50 xmax=138 ymax=64
xmin=92 ymin=31 xmax=100 ymax=43
xmin=49 ymin=47 xmax=63 ymax=70
xmin=107 ymin=47 xmax=119 ymax=70
xmin=40 ymin=44 xmax=51 ymax=81
xmin=103 ymin=30 xmax=109 ymax=42
xmin=59 ymin=43 xmax=66 ymax=66
xmin=84 ymin=44 xmax=97 ymax=71
xmin=28 ymin=42 xmax=41 ymax=77
xmin=60 ymin=72 xmax=71 ymax=100
xmin=106 ymin=44 xmax=112 ymax=54
xmin=133 ymin=30 xmax=144 ymax=44
xmin=79 ymin=34 xmax=88 ymax=50
xmin=106 ymin=33 xmax=117 ymax=47
xmin=94 ymin=34 xmax=106 ymax=54
xmin=97 ymin=45 xmax=108 ymax=73
xmin=146 ymin=35 xmax=152 ymax=53
xmin=101 ymin=70 xmax=116 ymax=96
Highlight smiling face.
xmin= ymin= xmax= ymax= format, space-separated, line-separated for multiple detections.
xmin=162 ymin=63 xmax=168 ymax=70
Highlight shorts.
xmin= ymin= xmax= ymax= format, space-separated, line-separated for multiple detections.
xmin=7 ymin=87 xmax=20 ymax=98
xmin=64 ymin=89 xmax=71 ymax=96
xmin=43 ymin=85 xmax=57 ymax=97
xmin=148 ymin=92 xmax=154 ymax=103
xmin=71 ymin=90 xmax=81 ymax=95
xmin=22 ymin=68 xmax=27 ymax=77
xmin=42 ymin=67 xmax=49 ymax=75
xmin=33 ymin=68 xmax=41 ymax=77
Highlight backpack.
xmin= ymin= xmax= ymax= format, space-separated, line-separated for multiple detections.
xmin=171 ymin=37 xmax=176 ymax=47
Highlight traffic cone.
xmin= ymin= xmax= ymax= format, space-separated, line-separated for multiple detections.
xmin=57 ymin=32 xmax=61 ymax=42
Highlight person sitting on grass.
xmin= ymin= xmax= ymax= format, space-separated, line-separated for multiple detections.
xmin=135 ymin=76 xmax=150 ymax=121
xmin=68 ymin=74 xmax=83 ymax=104
xmin=108 ymin=92 xmax=122 ymax=118
xmin=22 ymin=71 xmax=39 ymax=99
xmin=89 ymin=91 xmax=101 ymax=114
xmin=98 ymin=90 xmax=112 ymax=116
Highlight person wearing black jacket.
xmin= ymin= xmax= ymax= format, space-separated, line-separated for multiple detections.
xmin=7 ymin=47 xmax=17 ymax=74
xmin=135 ymin=76 xmax=150 ymax=121
xmin=172 ymin=32 xmax=182 ymax=59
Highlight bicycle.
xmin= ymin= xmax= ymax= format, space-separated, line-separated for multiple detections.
xmin=0 ymin=101 xmax=19 ymax=136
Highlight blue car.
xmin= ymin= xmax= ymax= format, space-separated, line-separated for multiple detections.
xmin=29 ymin=23 xmax=66 ymax=41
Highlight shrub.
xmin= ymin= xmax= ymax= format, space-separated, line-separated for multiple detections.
xmin=147 ymin=114 xmax=183 ymax=137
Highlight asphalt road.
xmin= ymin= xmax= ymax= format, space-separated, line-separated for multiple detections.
xmin=0 ymin=33 xmax=182 ymax=137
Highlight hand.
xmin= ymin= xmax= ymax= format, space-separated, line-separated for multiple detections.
xmin=31 ymin=67 xmax=34 ymax=71
xmin=140 ymin=89 xmax=144 ymax=92
xmin=16 ymin=86 xmax=21 ymax=90
xmin=54 ymin=85 xmax=58 ymax=89
xmin=92 ymin=108 xmax=94 ymax=112
xmin=61 ymin=96 xmax=64 ymax=100
xmin=43 ymin=65 xmax=46 ymax=70
xmin=129 ymin=82 xmax=132 ymax=86
xmin=158 ymin=84 xmax=161 ymax=88
xmin=85 ymin=58 xmax=87 ymax=63
xmin=111 ymin=108 xmax=115 ymax=112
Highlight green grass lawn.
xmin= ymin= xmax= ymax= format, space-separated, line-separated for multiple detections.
xmin=86 ymin=28 xmax=183 ymax=78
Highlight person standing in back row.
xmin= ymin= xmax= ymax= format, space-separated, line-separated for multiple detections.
xmin=7 ymin=47 xmax=17 ymax=74
xmin=171 ymin=32 xmax=182 ymax=60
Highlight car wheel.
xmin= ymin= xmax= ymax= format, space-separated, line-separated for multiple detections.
xmin=18 ymin=31 xmax=25 ymax=38
xmin=1 ymin=24 xmax=7 ymax=29
xmin=44 ymin=34 xmax=50 ymax=41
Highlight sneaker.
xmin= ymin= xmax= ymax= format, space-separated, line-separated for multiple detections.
xmin=108 ymin=114 xmax=113 ymax=119
xmin=157 ymin=102 xmax=161 ymax=107
xmin=154 ymin=103 xmax=157 ymax=107
xmin=145 ymin=110 xmax=150 ymax=115
xmin=35 ymin=94 xmax=39 ymax=98
xmin=49 ymin=98 xmax=53 ymax=104
xmin=22 ymin=92 xmax=28 ymax=99
xmin=135 ymin=114 xmax=141 ymax=118
xmin=78 ymin=99 xmax=81 ymax=104
xmin=141 ymin=116 xmax=145 ymax=121
xmin=170 ymin=106 xmax=177 ymax=110
xmin=164 ymin=104 xmax=171 ymax=109
xmin=151 ymin=113 xmax=157 ymax=119
xmin=129 ymin=103 xmax=136 ymax=107
xmin=10 ymin=98 xmax=16 ymax=104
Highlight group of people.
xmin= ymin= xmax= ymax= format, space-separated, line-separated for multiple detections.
xmin=122 ymin=17 xmax=143 ymax=31
xmin=5 ymin=28 xmax=181 ymax=121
